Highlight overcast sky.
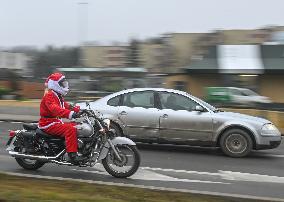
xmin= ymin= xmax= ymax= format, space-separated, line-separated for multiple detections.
xmin=0 ymin=0 xmax=283 ymax=48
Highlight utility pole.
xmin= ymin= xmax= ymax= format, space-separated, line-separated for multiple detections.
xmin=77 ymin=2 xmax=89 ymax=45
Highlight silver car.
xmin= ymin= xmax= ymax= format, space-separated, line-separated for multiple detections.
xmin=79 ymin=88 xmax=282 ymax=157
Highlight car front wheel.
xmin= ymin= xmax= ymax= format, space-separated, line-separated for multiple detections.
xmin=220 ymin=129 xmax=253 ymax=157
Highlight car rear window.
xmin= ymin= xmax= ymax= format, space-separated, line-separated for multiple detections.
xmin=107 ymin=96 xmax=120 ymax=106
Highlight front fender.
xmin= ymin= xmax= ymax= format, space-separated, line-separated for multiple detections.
xmin=98 ymin=137 xmax=136 ymax=160
xmin=213 ymin=121 xmax=260 ymax=144
xmin=111 ymin=137 xmax=136 ymax=146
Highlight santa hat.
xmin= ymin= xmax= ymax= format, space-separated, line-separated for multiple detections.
xmin=45 ymin=73 xmax=65 ymax=87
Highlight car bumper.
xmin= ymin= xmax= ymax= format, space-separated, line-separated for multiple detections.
xmin=255 ymin=136 xmax=282 ymax=150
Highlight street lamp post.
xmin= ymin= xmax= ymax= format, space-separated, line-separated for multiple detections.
xmin=77 ymin=2 xmax=89 ymax=45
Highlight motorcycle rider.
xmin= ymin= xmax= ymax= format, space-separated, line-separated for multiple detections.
xmin=38 ymin=72 xmax=83 ymax=165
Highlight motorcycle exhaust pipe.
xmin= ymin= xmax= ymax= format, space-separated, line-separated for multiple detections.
xmin=50 ymin=160 xmax=73 ymax=166
xmin=8 ymin=150 xmax=65 ymax=161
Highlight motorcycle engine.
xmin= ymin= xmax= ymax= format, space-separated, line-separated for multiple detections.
xmin=77 ymin=139 xmax=84 ymax=150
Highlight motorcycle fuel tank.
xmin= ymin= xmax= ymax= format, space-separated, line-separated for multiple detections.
xmin=75 ymin=123 xmax=94 ymax=137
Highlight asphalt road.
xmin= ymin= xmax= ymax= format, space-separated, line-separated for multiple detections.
xmin=1 ymin=122 xmax=284 ymax=201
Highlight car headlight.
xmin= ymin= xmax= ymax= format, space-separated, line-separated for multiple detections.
xmin=261 ymin=123 xmax=280 ymax=136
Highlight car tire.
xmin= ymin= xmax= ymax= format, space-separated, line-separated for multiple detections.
xmin=110 ymin=122 xmax=123 ymax=137
xmin=220 ymin=129 xmax=253 ymax=158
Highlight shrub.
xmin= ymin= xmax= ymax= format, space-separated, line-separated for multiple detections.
xmin=0 ymin=87 xmax=11 ymax=96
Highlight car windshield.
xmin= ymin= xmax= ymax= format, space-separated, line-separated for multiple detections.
xmin=185 ymin=93 xmax=218 ymax=112
xmin=242 ymin=89 xmax=258 ymax=96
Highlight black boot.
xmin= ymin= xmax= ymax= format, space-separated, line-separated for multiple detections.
xmin=68 ymin=152 xmax=85 ymax=165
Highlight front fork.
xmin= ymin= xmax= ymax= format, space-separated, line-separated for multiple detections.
xmin=107 ymin=139 xmax=122 ymax=161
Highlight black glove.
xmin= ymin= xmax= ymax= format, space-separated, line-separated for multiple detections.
xmin=72 ymin=112 xmax=81 ymax=119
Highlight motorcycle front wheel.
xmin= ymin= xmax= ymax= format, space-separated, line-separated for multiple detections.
xmin=102 ymin=145 xmax=140 ymax=178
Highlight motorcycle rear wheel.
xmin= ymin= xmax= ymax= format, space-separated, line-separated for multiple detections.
xmin=15 ymin=158 xmax=45 ymax=170
xmin=14 ymin=145 xmax=45 ymax=170
xmin=102 ymin=145 xmax=140 ymax=178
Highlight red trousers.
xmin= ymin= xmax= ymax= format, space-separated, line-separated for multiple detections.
xmin=44 ymin=122 xmax=78 ymax=153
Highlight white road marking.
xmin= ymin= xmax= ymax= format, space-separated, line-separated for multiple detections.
xmin=141 ymin=166 xmax=221 ymax=176
xmin=72 ymin=168 xmax=229 ymax=184
xmin=219 ymin=170 xmax=284 ymax=183
xmin=140 ymin=166 xmax=284 ymax=184
xmin=262 ymin=154 xmax=284 ymax=158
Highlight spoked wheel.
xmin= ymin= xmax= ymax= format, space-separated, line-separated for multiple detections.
xmin=15 ymin=147 xmax=45 ymax=170
xmin=102 ymin=145 xmax=140 ymax=178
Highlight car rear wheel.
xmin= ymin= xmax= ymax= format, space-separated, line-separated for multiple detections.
xmin=220 ymin=129 xmax=253 ymax=157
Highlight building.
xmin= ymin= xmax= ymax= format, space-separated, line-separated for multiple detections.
xmin=80 ymin=45 xmax=128 ymax=67
xmin=0 ymin=51 xmax=30 ymax=75
xmin=57 ymin=67 xmax=147 ymax=98
xmin=166 ymin=44 xmax=284 ymax=103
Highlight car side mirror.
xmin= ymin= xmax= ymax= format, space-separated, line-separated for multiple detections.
xmin=195 ymin=105 xmax=205 ymax=112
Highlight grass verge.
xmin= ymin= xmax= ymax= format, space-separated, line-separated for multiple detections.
xmin=0 ymin=173 xmax=266 ymax=202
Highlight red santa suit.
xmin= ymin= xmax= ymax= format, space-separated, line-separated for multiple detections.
xmin=38 ymin=73 xmax=80 ymax=153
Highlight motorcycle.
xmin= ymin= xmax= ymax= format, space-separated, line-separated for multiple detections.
xmin=6 ymin=108 xmax=141 ymax=178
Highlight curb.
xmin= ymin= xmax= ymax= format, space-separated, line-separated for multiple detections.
xmin=1 ymin=171 xmax=283 ymax=202
xmin=0 ymin=120 xmax=37 ymax=123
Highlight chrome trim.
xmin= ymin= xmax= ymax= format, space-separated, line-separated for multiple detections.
xmin=159 ymin=127 xmax=212 ymax=133
xmin=9 ymin=149 xmax=66 ymax=161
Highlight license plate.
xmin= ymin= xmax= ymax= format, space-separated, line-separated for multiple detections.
xmin=6 ymin=137 xmax=16 ymax=151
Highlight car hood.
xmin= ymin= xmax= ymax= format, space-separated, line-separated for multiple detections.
xmin=215 ymin=111 xmax=270 ymax=124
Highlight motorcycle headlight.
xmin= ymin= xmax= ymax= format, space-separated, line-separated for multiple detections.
xmin=261 ymin=123 xmax=280 ymax=136
xmin=102 ymin=119 xmax=111 ymax=129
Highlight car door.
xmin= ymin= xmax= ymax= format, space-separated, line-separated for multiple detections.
xmin=230 ymin=88 xmax=247 ymax=104
xmin=118 ymin=91 xmax=161 ymax=140
xmin=158 ymin=92 xmax=214 ymax=143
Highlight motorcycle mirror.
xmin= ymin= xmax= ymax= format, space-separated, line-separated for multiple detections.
xmin=86 ymin=101 xmax=91 ymax=109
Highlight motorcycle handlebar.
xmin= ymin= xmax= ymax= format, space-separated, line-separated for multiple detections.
xmin=80 ymin=109 xmax=98 ymax=118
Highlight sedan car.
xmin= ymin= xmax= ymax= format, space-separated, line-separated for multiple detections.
xmin=79 ymin=88 xmax=282 ymax=157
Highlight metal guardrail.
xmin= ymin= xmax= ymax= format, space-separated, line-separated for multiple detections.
xmin=221 ymin=107 xmax=284 ymax=135
xmin=213 ymin=103 xmax=284 ymax=112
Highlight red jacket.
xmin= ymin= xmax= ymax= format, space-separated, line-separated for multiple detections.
xmin=38 ymin=90 xmax=80 ymax=129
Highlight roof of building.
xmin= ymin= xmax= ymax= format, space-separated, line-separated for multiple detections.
xmin=185 ymin=46 xmax=218 ymax=74
xmin=57 ymin=67 xmax=147 ymax=73
xmin=186 ymin=45 xmax=284 ymax=74
xmin=261 ymin=45 xmax=284 ymax=72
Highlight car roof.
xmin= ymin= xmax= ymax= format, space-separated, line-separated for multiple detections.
xmin=114 ymin=88 xmax=189 ymax=95
xmin=97 ymin=88 xmax=191 ymax=101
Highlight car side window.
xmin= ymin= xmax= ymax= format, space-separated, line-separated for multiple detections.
xmin=122 ymin=91 xmax=155 ymax=108
xmin=107 ymin=95 xmax=120 ymax=106
xmin=159 ymin=92 xmax=199 ymax=111
xmin=230 ymin=89 xmax=242 ymax=96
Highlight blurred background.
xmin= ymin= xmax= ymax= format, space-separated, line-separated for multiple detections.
xmin=0 ymin=0 xmax=284 ymax=110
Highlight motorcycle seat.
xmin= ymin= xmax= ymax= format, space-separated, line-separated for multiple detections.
xmin=23 ymin=123 xmax=38 ymax=130
xmin=36 ymin=129 xmax=64 ymax=140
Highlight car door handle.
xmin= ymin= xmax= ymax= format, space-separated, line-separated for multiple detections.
xmin=119 ymin=111 xmax=127 ymax=116
xmin=161 ymin=114 xmax=168 ymax=118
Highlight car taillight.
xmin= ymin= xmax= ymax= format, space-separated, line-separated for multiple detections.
xmin=9 ymin=130 xmax=16 ymax=137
